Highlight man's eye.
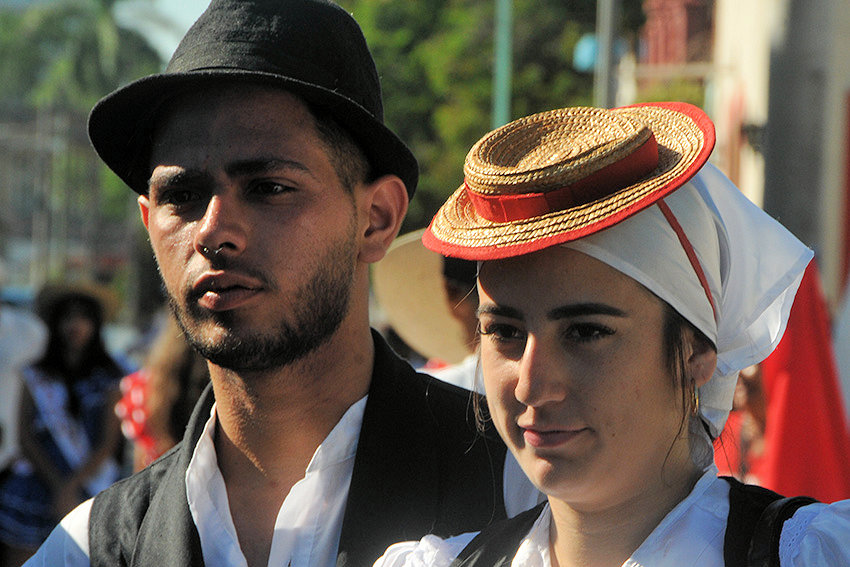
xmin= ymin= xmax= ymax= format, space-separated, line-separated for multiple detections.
xmin=563 ymin=323 xmax=614 ymax=343
xmin=157 ymin=189 xmax=200 ymax=206
xmin=478 ymin=322 xmax=526 ymax=342
xmin=250 ymin=181 xmax=295 ymax=196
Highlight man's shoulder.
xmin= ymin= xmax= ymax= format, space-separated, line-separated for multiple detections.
xmin=90 ymin=443 xmax=182 ymax=530
xmin=373 ymin=346 xmax=488 ymax=429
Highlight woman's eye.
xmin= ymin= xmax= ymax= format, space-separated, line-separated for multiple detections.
xmin=479 ymin=322 xmax=526 ymax=342
xmin=563 ymin=323 xmax=614 ymax=343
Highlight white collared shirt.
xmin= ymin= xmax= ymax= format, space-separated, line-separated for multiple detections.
xmin=375 ymin=466 xmax=850 ymax=567
xmin=187 ymin=397 xmax=367 ymax=567
xmin=26 ymin=397 xmax=540 ymax=567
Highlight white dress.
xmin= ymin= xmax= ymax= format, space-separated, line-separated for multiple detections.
xmin=375 ymin=467 xmax=850 ymax=567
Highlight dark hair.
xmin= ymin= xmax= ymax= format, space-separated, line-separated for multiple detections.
xmin=662 ymin=303 xmax=714 ymax=426
xmin=36 ymin=293 xmax=122 ymax=416
xmin=306 ymin=101 xmax=373 ymax=191
xmin=662 ymin=302 xmax=717 ymax=470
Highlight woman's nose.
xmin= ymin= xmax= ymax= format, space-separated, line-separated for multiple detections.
xmin=514 ymin=335 xmax=568 ymax=407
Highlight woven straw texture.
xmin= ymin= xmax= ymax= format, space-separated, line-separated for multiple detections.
xmin=427 ymin=103 xmax=712 ymax=257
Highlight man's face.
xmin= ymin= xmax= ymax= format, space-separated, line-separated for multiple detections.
xmin=140 ymin=84 xmax=363 ymax=372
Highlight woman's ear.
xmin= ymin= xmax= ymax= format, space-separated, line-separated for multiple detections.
xmin=687 ymin=330 xmax=717 ymax=388
xmin=358 ymin=174 xmax=409 ymax=264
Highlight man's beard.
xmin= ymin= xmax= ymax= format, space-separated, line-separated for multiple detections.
xmin=167 ymin=232 xmax=357 ymax=373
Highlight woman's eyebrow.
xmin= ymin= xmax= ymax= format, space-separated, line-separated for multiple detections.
xmin=477 ymin=304 xmax=523 ymax=319
xmin=547 ymin=303 xmax=627 ymax=320
xmin=478 ymin=302 xmax=628 ymax=320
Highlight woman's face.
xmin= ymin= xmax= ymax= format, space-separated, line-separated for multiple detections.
xmin=59 ymin=305 xmax=97 ymax=353
xmin=477 ymin=246 xmax=694 ymax=511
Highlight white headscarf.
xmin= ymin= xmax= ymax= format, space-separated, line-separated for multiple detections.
xmin=563 ymin=162 xmax=813 ymax=437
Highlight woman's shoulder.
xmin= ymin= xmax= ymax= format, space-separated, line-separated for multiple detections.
xmin=374 ymin=503 xmax=551 ymax=567
xmin=373 ymin=532 xmax=478 ymax=567
xmin=780 ymin=499 xmax=850 ymax=566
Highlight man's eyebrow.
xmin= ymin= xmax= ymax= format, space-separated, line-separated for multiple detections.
xmin=224 ymin=158 xmax=310 ymax=178
xmin=148 ymin=169 xmax=210 ymax=192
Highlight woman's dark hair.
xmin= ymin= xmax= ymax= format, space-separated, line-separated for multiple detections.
xmin=35 ymin=291 xmax=122 ymax=415
xmin=662 ymin=303 xmax=717 ymax=468
xmin=662 ymin=303 xmax=714 ymax=425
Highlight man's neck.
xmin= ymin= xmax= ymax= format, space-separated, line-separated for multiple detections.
xmin=208 ymin=323 xmax=374 ymax=567
xmin=211 ymin=324 xmax=373 ymax=477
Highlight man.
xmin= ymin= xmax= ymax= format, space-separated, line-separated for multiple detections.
xmin=25 ymin=1 xmax=539 ymax=566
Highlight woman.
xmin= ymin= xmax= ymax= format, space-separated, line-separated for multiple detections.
xmin=0 ymin=285 xmax=124 ymax=566
xmin=116 ymin=313 xmax=208 ymax=470
xmin=375 ymin=103 xmax=850 ymax=566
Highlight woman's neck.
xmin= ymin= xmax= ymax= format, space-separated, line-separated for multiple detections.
xmin=548 ymin=462 xmax=704 ymax=567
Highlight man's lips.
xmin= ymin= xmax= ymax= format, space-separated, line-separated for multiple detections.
xmin=192 ymin=272 xmax=264 ymax=311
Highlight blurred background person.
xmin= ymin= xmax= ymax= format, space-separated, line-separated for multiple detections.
xmin=0 ymin=284 xmax=124 ymax=566
xmin=0 ymin=260 xmax=47 ymax=478
xmin=115 ymin=312 xmax=208 ymax=471
xmin=373 ymin=229 xmax=482 ymax=392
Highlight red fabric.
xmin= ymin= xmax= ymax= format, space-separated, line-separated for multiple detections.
xmin=115 ymin=369 xmax=158 ymax=465
xmin=465 ymin=133 xmax=659 ymax=223
xmin=657 ymin=200 xmax=718 ymax=322
xmin=715 ymin=410 xmax=744 ymax=477
xmin=423 ymin=102 xmax=716 ymax=262
xmin=725 ymin=263 xmax=850 ymax=502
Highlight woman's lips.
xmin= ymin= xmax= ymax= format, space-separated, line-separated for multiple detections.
xmin=522 ymin=427 xmax=588 ymax=448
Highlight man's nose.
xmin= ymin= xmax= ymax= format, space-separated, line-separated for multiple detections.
xmin=194 ymin=192 xmax=249 ymax=260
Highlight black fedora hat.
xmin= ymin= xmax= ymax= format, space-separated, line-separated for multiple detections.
xmin=88 ymin=0 xmax=419 ymax=196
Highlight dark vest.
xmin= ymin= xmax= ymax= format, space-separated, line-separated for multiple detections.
xmin=89 ymin=331 xmax=507 ymax=567
xmin=449 ymin=477 xmax=817 ymax=567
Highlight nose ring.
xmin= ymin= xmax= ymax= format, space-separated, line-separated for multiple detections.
xmin=201 ymin=245 xmax=223 ymax=258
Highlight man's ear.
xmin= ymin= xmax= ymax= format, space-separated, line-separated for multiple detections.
xmin=358 ymin=174 xmax=408 ymax=264
xmin=687 ymin=330 xmax=717 ymax=388
xmin=138 ymin=194 xmax=151 ymax=230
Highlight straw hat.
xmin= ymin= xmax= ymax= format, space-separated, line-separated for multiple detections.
xmin=35 ymin=282 xmax=120 ymax=324
xmin=372 ymin=230 xmax=474 ymax=365
xmin=423 ymin=102 xmax=714 ymax=259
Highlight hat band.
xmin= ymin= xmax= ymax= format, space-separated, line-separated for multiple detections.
xmin=464 ymin=133 xmax=659 ymax=223
xmin=656 ymin=199 xmax=718 ymax=323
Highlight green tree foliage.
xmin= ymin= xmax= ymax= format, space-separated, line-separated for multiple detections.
xmin=0 ymin=0 xmax=161 ymax=111
xmin=0 ymin=0 xmax=161 ymax=294
xmin=339 ymin=0 xmax=644 ymax=229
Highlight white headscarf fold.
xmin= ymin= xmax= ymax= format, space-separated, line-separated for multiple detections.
xmin=563 ymin=163 xmax=812 ymax=437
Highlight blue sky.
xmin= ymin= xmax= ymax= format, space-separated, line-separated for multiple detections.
xmin=114 ymin=0 xmax=210 ymax=62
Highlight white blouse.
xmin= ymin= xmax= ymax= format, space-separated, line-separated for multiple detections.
xmin=375 ymin=467 xmax=850 ymax=567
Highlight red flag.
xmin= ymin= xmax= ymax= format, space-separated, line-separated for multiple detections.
xmin=747 ymin=262 xmax=850 ymax=502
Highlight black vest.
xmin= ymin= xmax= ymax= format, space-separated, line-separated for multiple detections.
xmin=449 ymin=477 xmax=817 ymax=567
xmin=89 ymin=331 xmax=508 ymax=567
